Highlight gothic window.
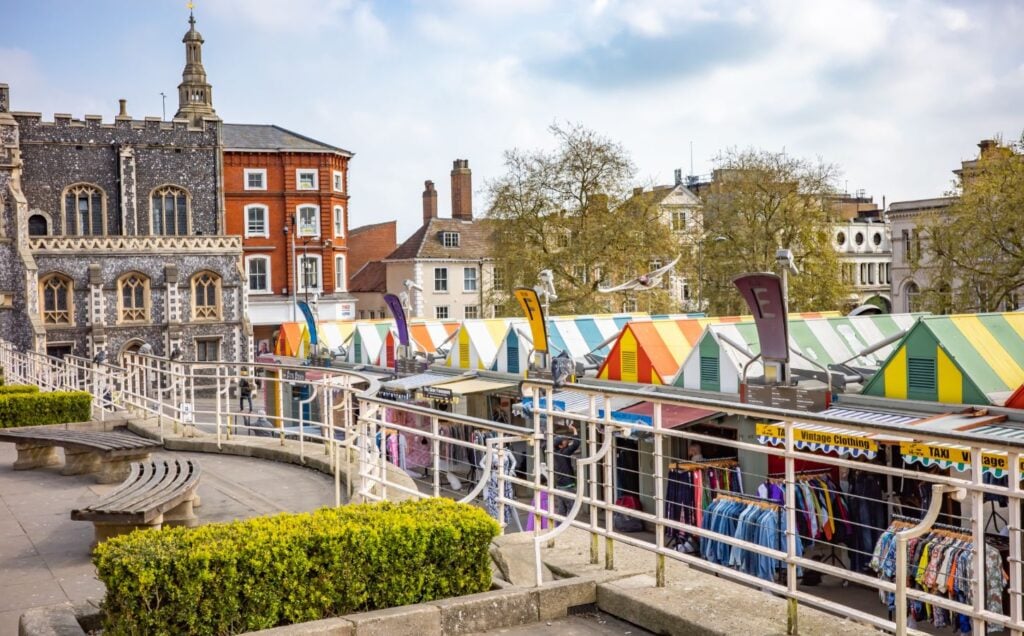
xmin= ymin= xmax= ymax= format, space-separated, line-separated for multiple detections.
xmin=63 ymin=184 xmax=105 ymax=236
xmin=151 ymin=185 xmax=190 ymax=235
xmin=192 ymin=271 xmax=221 ymax=320
xmin=39 ymin=274 xmax=73 ymax=325
xmin=118 ymin=273 xmax=150 ymax=323
xmin=28 ymin=214 xmax=49 ymax=236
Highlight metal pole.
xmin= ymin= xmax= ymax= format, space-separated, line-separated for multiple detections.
xmin=1010 ymin=452 xmax=1022 ymax=631
xmin=654 ymin=402 xmax=666 ymax=587
xmin=785 ymin=420 xmax=798 ymax=635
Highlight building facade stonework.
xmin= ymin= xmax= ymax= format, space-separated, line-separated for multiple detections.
xmin=0 ymin=17 xmax=249 ymax=361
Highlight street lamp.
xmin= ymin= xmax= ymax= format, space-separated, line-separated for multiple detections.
xmin=775 ymin=248 xmax=799 ymax=308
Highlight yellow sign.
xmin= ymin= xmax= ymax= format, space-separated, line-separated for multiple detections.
xmin=756 ymin=423 xmax=878 ymax=453
xmin=514 ymin=288 xmax=548 ymax=353
xmin=899 ymin=442 xmax=1024 ymax=472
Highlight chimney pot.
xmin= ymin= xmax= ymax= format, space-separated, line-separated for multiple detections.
xmin=978 ymin=139 xmax=998 ymax=156
xmin=422 ymin=179 xmax=438 ymax=224
xmin=450 ymin=159 xmax=473 ymax=221
xmin=674 ymin=169 xmax=682 ymax=186
xmin=118 ymin=99 xmax=128 ymax=118
xmin=633 ymin=186 xmax=644 ymax=196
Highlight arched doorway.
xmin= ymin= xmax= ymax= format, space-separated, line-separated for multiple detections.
xmin=865 ymin=295 xmax=892 ymax=313
xmin=903 ymin=282 xmax=920 ymax=313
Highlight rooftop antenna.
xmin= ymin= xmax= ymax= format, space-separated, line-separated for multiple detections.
xmin=160 ymin=92 xmax=166 ymax=120
xmin=689 ymin=141 xmax=694 ymax=177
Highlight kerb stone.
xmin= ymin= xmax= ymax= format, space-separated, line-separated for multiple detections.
xmin=532 ymin=576 xmax=597 ymax=621
xmin=248 ymin=617 xmax=353 ymax=635
xmin=431 ymin=588 xmax=538 ymax=635
xmin=345 ymin=603 xmax=440 ymax=636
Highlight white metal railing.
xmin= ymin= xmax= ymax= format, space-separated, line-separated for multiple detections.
xmin=1 ymin=338 xmax=1023 ymax=635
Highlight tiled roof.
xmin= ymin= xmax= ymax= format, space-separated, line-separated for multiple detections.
xmin=385 ymin=218 xmax=492 ymax=261
xmin=888 ymin=197 xmax=955 ymax=212
xmin=223 ymin=124 xmax=353 ymax=156
xmin=350 ymin=221 xmax=396 ymax=236
xmin=349 ymin=261 xmax=387 ymax=293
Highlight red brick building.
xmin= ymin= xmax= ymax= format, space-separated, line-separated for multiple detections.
xmin=223 ymin=125 xmax=356 ymax=348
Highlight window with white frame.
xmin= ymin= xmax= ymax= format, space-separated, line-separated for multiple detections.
xmin=245 ymin=204 xmax=269 ymax=237
xmin=434 ymin=267 xmax=448 ymax=292
xmin=296 ymin=169 xmax=318 ymax=190
xmin=333 ymin=171 xmax=344 ymax=192
xmin=464 ymin=305 xmax=479 ymax=319
xmin=435 ymin=305 xmax=449 ymax=320
xmin=671 ymin=209 xmax=688 ymax=232
xmin=441 ymin=232 xmax=460 ymax=247
xmin=244 ymin=169 xmax=267 ymax=191
xmin=463 ymin=267 xmax=477 ymax=292
xmin=297 ymin=254 xmax=322 ymax=292
xmin=297 ymin=205 xmax=319 ymax=237
xmin=246 ymin=256 xmax=271 ymax=293
xmin=333 ymin=206 xmax=345 ymax=237
xmin=334 ymin=255 xmax=346 ymax=291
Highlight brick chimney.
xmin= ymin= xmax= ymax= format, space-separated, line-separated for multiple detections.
xmin=422 ymin=180 xmax=438 ymax=224
xmin=451 ymin=159 xmax=472 ymax=221
xmin=978 ymin=139 xmax=999 ymax=157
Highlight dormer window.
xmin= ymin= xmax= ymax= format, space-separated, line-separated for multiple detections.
xmin=442 ymin=232 xmax=460 ymax=247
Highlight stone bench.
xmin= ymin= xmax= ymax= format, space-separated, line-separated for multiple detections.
xmin=0 ymin=427 xmax=161 ymax=484
xmin=71 ymin=457 xmax=202 ymax=544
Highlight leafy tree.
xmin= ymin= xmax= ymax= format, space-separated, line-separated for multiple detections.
xmin=918 ymin=135 xmax=1024 ymax=313
xmin=697 ymin=148 xmax=849 ymax=315
xmin=485 ymin=124 xmax=681 ymax=315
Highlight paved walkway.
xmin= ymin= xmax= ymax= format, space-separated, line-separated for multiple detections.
xmin=0 ymin=442 xmax=337 ymax=634
xmin=477 ymin=611 xmax=651 ymax=635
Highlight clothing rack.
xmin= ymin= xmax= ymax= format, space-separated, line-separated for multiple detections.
xmin=890 ymin=514 xmax=973 ymax=540
xmin=715 ymin=492 xmax=779 ymax=510
xmin=767 ymin=468 xmax=834 ymax=479
xmin=669 ymin=458 xmax=739 ymax=471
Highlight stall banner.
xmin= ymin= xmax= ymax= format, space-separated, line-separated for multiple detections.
xmin=756 ymin=422 xmax=878 ymax=458
xmin=514 ymin=288 xmax=549 ymax=353
xmin=297 ymin=301 xmax=319 ymax=347
xmin=383 ymin=294 xmax=410 ymax=346
xmin=899 ymin=441 xmax=1024 ymax=477
xmin=732 ymin=273 xmax=788 ymax=363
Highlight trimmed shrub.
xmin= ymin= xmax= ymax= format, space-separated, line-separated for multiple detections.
xmin=94 ymin=498 xmax=500 ymax=635
xmin=0 ymin=385 xmax=40 ymax=395
xmin=0 ymin=390 xmax=92 ymax=428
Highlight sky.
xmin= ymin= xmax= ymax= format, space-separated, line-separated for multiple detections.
xmin=4 ymin=0 xmax=1023 ymax=240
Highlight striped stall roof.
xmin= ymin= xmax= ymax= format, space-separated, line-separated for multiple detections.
xmin=444 ymin=319 xmax=519 ymax=370
xmin=599 ymin=313 xmax=835 ymax=386
xmin=674 ymin=313 xmax=915 ymax=394
xmin=863 ymin=313 xmax=1024 ymax=406
xmin=493 ymin=314 xmax=638 ymax=374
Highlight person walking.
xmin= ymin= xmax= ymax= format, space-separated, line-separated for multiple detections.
xmin=238 ymin=370 xmax=254 ymax=413
xmin=550 ymin=424 xmax=581 ymax=517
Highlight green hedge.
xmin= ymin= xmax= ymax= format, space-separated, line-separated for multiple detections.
xmin=0 ymin=385 xmax=40 ymax=395
xmin=94 ymin=498 xmax=500 ymax=635
xmin=0 ymin=390 xmax=92 ymax=428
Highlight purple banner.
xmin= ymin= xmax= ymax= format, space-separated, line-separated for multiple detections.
xmin=732 ymin=273 xmax=789 ymax=362
xmin=383 ymin=294 xmax=410 ymax=347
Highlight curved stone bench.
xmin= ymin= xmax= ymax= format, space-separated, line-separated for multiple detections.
xmin=71 ymin=457 xmax=202 ymax=544
xmin=0 ymin=427 xmax=161 ymax=484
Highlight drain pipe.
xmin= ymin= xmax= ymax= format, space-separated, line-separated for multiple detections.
xmin=532 ymin=419 xmax=618 ymax=587
xmin=894 ymin=483 xmax=966 ymax=635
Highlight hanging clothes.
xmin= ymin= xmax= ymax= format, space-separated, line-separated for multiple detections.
xmin=699 ymin=495 xmax=803 ymax=582
xmin=758 ymin=473 xmax=853 ymax=553
xmin=482 ymin=449 xmax=521 ymax=530
xmin=664 ymin=460 xmax=743 ymax=547
xmin=870 ymin=520 xmax=1008 ymax=633
xmin=525 ymin=491 xmax=550 ymax=531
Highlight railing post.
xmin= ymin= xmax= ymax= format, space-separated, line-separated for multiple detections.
xmin=215 ymin=366 xmax=223 ymax=450
xmin=785 ymin=420 xmax=798 ymax=635
xmin=1010 ymin=451 xmax=1022 ymax=630
xmin=588 ymin=396 xmax=599 ymax=565
xmin=972 ymin=447 xmax=986 ymax=636
xmin=603 ymin=395 xmax=614 ymax=571
xmin=654 ymin=401 xmax=665 ymax=587
xmin=431 ymin=414 xmax=441 ymax=498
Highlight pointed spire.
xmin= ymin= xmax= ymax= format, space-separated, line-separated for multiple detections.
xmin=174 ymin=9 xmax=217 ymax=126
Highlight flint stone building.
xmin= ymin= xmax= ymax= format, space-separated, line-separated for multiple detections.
xmin=0 ymin=16 xmax=249 ymax=361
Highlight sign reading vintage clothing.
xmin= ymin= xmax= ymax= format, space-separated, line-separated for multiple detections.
xmin=756 ymin=422 xmax=878 ymax=459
